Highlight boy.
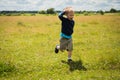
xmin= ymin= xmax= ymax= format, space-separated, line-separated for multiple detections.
xmin=55 ymin=7 xmax=75 ymax=62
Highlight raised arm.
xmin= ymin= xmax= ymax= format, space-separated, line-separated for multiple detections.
xmin=58 ymin=11 xmax=65 ymax=21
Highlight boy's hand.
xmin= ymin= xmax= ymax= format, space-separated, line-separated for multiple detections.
xmin=63 ymin=7 xmax=73 ymax=14
xmin=63 ymin=7 xmax=71 ymax=12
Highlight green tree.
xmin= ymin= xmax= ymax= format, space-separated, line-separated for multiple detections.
xmin=46 ymin=8 xmax=55 ymax=14
xmin=39 ymin=10 xmax=46 ymax=14
xmin=110 ymin=8 xmax=117 ymax=13
xmin=99 ymin=10 xmax=104 ymax=15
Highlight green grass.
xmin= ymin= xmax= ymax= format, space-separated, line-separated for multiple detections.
xmin=0 ymin=15 xmax=120 ymax=80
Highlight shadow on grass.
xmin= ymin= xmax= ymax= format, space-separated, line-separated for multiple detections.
xmin=0 ymin=62 xmax=16 ymax=77
xmin=61 ymin=60 xmax=87 ymax=72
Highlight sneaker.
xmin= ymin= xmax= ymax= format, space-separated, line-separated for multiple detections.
xmin=55 ymin=45 xmax=59 ymax=53
xmin=68 ymin=59 xmax=73 ymax=62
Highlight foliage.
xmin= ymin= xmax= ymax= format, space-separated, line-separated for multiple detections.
xmin=39 ymin=10 xmax=46 ymax=14
xmin=46 ymin=8 xmax=56 ymax=14
xmin=0 ymin=8 xmax=120 ymax=16
xmin=110 ymin=8 xmax=117 ymax=13
xmin=99 ymin=10 xmax=104 ymax=15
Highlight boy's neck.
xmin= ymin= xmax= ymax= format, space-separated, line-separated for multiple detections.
xmin=67 ymin=18 xmax=73 ymax=20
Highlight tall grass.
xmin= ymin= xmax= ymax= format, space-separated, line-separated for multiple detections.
xmin=0 ymin=15 xmax=120 ymax=80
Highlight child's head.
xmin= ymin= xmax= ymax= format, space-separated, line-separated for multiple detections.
xmin=64 ymin=7 xmax=74 ymax=20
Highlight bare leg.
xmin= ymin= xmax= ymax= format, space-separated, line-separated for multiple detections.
xmin=68 ymin=51 xmax=72 ymax=59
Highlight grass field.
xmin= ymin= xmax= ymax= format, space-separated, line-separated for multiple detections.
xmin=0 ymin=14 xmax=120 ymax=80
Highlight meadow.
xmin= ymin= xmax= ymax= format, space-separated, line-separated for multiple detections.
xmin=0 ymin=14 xmax=120 ymax=80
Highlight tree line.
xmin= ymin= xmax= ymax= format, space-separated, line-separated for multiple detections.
xmin=0 ymin=8 xmax=119 ymax=16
